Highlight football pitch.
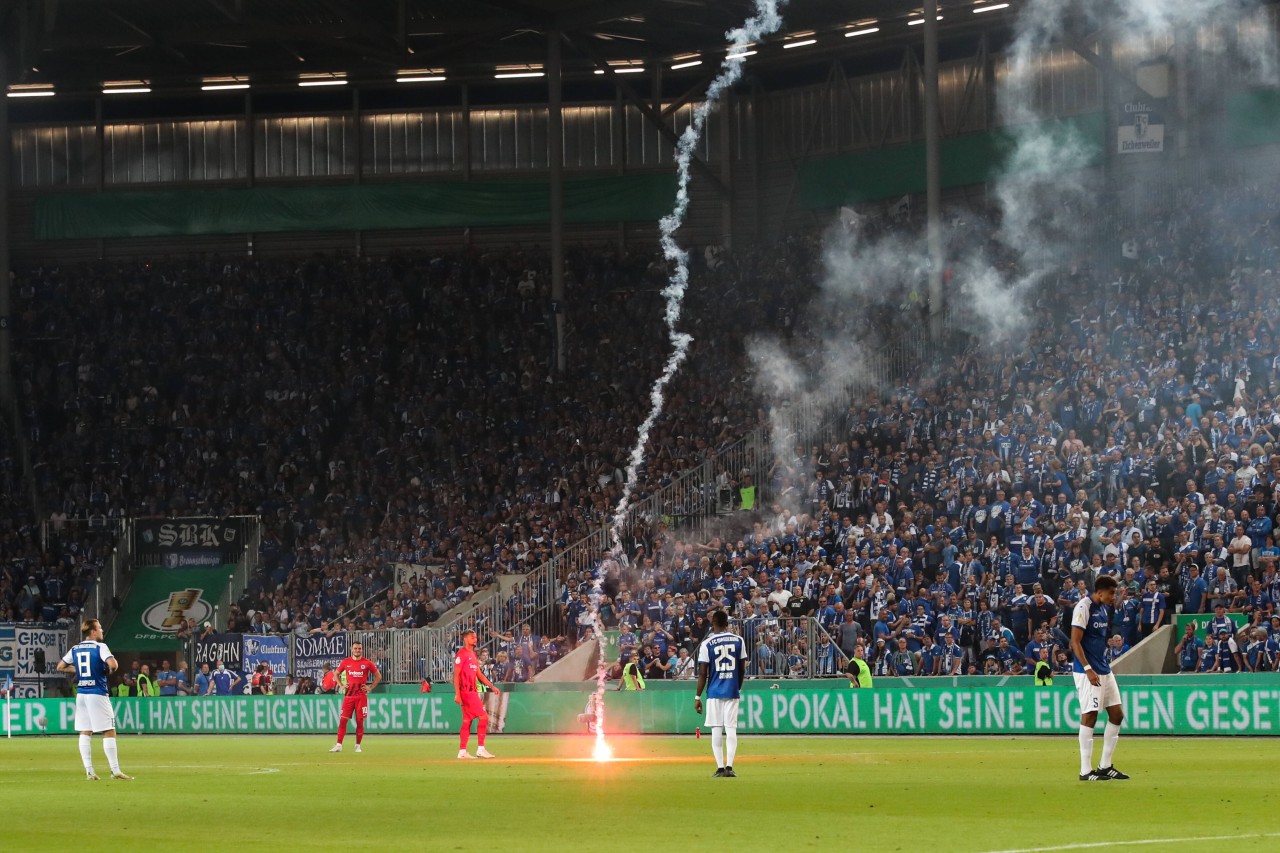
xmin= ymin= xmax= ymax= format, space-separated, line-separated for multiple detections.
xmin=4 ymin=734 xmax=1279 ymax=852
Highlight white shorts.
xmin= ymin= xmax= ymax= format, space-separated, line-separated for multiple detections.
xmin=704 ymin=698 xmax=740 ymax=729
xmin=1073 ymin=671 xmax=1121 ymax=715
xmin=74 ymin=693 xmax=117 ymax=733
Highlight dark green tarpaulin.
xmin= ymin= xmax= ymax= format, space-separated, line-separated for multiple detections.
xmin=799 ymin=112 xmax=1106 ymax=209
xmin=34 ymin=173 xmax=678 ymax=240
xmin=1226 ymin=89 xmax=1280 ymax=148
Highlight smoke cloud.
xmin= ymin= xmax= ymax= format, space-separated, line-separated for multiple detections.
xmin=748 ymin=0 xmax=1279 ymax=507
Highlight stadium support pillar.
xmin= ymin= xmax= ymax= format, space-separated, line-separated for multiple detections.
xmin=922 ymin=0 xmax=944 ymax=344
xmin=1099 ymin=34 xmax=1116 ymax=184
xmin=0 ymin=45 xmax=11 ymax=407
xmin=95 ymin=95 xmax=105 ymax=259
xmin=1173 ymin=26 xmax=1191 ymax=160
xmin=353 ymin=87 xmax=363 ymax=257
xmin=461 ymin=84 xmax=472 ymax=181
xmin=548 ymin=29 xmax=567 ymax=374
xmin=720 ymin=92 xmax=734 ymax=250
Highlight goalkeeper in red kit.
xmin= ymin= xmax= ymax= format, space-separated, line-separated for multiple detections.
xmin=455 ymin=630 xmax=501 ymax=759
xmin=328 ymin=641 xmax=382 ymax=753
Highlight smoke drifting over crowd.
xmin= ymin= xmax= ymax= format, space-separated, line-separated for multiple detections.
xmin=748 ymin=0 xmax=1280 ymax=489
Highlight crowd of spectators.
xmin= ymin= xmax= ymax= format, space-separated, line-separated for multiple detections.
xmin=0 ymin=237 xmax=812 ymax=638
xmin=538 ymin=178 xmax=1280 ymax=682
xmin=7 ymin=174 xmax=1280 ymax=691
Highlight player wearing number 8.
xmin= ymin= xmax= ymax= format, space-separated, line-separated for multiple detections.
xmin=694 ymin=610 xmax=747 ymax=778
xmin=55 ymin=619 xmax=132 ymax=781
xmin=1070 ymin=575 xmax=1128 ymax=782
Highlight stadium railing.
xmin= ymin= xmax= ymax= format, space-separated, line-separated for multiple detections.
xmin=268 ymin=614 xmax=848 ymax=685
xmin=729 ymin=616 xmax=848 ymax=679
xmin=40 ymin=517 xmax=131 ymax=637
xmin=206 ymin=516 xmax=263 ymax=632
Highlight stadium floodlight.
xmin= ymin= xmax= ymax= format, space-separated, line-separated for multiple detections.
xmin=670 ymin=60 xmax=702 ymax=70
xmin=783 ymin=32 xmax=817 ymax=49
xmin=845 ymin=27 xmax=880 ymax=38
xmin=908 ymin=16 xmax=944 ymax=25
xmin=396 ymin=68 xmax=447 ymax=83
xmin=726 ymin=50 xmax=757 ymax=60
xmin=594 ymin=60 xmax=645 ymax=75
xmin=201 ymin=76 xmax=250 ymax=91
xmin=495 ymin=64 xmax=544 ymax=79
xmin=103 ymin=80 xmax=151 ymax=94
xmin=298 ymin=72 xmax=347 ymax=87
xmin=6 ymin=83 xmax=55 ymax=98
xmin=973 ymin=2 xmax=1011 ymax=12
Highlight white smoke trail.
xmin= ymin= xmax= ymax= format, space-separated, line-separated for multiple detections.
xmin=589 ymin=0 xmax=790 ymax=752
xmin=607 ymin=0 xmax=789 ymax=549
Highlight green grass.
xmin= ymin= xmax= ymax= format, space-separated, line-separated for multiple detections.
xmin=4 ymin=734 xmax=1280 ymax=852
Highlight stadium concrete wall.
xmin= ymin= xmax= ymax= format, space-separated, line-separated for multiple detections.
xmin=8 ymin=675 xmax=1280 ymax=737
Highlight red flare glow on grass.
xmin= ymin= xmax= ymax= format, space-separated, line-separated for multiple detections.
xmin=592 ymin=734 xmax=614 ymax=762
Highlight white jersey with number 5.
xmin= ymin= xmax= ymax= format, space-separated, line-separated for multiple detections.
xmin=697 ymin=631 xmax=747 ymax=699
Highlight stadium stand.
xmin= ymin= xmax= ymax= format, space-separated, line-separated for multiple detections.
xmin=6 ymin=176 xmax=1280 ymax=683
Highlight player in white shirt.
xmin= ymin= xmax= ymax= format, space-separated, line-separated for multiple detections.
xmin=56 ymin=619 xmax=132 ymax=780
xmin=694 ymin=610 xmax=748 ymax=778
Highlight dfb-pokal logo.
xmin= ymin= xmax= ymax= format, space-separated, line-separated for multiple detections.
xmin=141 ymin=587 xmax=213 ymax=633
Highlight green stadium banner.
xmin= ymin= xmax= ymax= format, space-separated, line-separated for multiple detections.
xmin=799 ymin=112 xmax=1105 ymax=209
xmin=10 ymin=680 xmax=1280 ymax=736
xmin=1174 ymin=612 xmax=1250 ymax=640
xmin=32 ymin=173 xmax=679 ymax=240
xmin=108 ymin=566 xmax=230 ymax=651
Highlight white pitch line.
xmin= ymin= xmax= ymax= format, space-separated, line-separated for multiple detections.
xmin=981 ymin=832 xmax=1280 ymax=853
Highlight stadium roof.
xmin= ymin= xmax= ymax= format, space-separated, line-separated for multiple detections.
xmin=1 ymin=0 xmax=1026 ymax=97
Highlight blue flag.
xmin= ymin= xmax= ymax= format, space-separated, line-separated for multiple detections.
xmin=2 ymin=674 xmax=11 ymax=693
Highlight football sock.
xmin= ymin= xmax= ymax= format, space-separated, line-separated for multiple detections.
xmin=711 ymin=726 xmax=725 ymax=768
xmin=103 ymin=737 xmax=121 ymax=774
xmin=355 ymin=716 xmax=364 ymax=745
xmin=79 ymin=734 xmax=94 ymax=773
xmin=1078 ymin=725 xmax=1094 ymax=775
xmin=1100 ymin=722 xmax=1121 ymax=768
xmin=725 ymin=728 xmax=738 ymax=767
xmin=459 ymin=724 xmax=470 ymax=751
xmin=337 ymin=717 xmax=349 ymax=744
xmin=477 ymin=719 xmax=487 ymax=747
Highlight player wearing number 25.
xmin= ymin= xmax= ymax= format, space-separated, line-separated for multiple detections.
xmin=56 ymin=619 xmax=133 ymax=781
xmin=695 ymin=610 xmax=747 ymax=778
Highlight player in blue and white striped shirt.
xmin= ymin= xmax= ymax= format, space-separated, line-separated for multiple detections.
xmin=56 ymin=619 xmax=132 ymax=781
xmin=694 ymin=610 xmax=747 ymax=778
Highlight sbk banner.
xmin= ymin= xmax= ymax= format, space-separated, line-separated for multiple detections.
xmin=241 ymin=635 xmax=289 ymax=681
xmin=292 ymin=633 xmax=347 ymax=683
xmin=193 ymin=633 xmax=244 ymax=672
xmin=134 ymin=517 xmax=251 ymax=567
